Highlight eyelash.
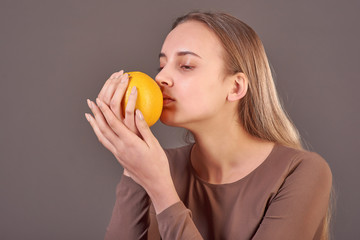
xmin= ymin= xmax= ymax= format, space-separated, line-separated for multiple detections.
xmin=180 ymin=65 xmax=193 ymax=71
xmin=157 ymin=65 xmax=194 ymax=73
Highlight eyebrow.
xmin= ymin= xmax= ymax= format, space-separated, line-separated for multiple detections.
xmin=159 ymin=51 xmax=202 ymax=59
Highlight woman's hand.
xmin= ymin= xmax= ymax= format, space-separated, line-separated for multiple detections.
xmin=96 ymin=70 xmax=139 ymax=136
xmin=91 ymin=70 xmax=134 ymax=177
xmin=85 ymin=70 xmax=180 ymax=213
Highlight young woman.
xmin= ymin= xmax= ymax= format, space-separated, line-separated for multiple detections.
xmin=85 ymin=11 xmax=332 ymax=240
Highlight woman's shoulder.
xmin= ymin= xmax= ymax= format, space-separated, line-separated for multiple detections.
xmin=275 ymin=144 xmax=329 ymax=167
xmin=271 ymin=144 xmax=332 ymax=183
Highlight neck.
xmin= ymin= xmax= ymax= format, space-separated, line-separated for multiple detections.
xmin=189 ymin=118 xmax=274 ymax=184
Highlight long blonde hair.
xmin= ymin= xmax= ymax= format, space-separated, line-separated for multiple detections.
xmin=173 ymin=11 xmax=332 ymax=239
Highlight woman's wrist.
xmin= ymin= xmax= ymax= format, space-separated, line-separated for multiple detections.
xmin=146 ymin=181 xmax=181 ymax=214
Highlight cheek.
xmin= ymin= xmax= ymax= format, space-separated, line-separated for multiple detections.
xmin=182 ymin=76 xmax=224 ymax=107
xmin=181 ymin=88 xmax=223 ymax=116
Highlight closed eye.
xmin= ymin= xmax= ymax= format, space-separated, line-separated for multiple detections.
xmin=180 ymin=65 xmax=194 ymax=71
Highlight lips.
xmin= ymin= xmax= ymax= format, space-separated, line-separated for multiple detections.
xmin=162 ymin=93 xmax=175 ymax=105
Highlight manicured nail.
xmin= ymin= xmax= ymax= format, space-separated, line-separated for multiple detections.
xmin=96 ymin=98 xmax=102 ymax=107
xmin=130 ymin=86 xmax=137 ymax=95
xmin=136 ymin=109 xmax=144 ymax=120
xmin=87 ymin=99 xmax=93 ymax=109
xmin=85 ymin=113 xmax=91 ymax=122
xmin=120 ymin=73 xmax=128 ymax=83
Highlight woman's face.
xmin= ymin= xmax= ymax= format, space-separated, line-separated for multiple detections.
xmin=156 ymin=20 xmax=233 ymax=129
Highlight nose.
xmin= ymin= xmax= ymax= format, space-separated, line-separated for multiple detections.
xmin=155 ymin=68 xmax=173 ymax=87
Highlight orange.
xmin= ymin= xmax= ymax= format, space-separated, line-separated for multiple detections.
xmin=122 ymin=71 xmax=163 ymax=126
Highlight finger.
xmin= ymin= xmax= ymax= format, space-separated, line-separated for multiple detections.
xmin=95 ymin=97 xmax=131 ymax=139
xmin=135 ymin=109 xmax=155 ymax=146
xmin=88 ymin=98 xmax=121 ymax=144
xmin=124 ymin=86 xmax=138 ymax=133
xmin=85 ymin=112 xmax=118 ymax=154
xmin=110 ymin=73 xmax=129 ymax=120
xmin=102 ymin=70 xmax=125 ymax=105
xmin=85 ymin=112 xmax=128 ymax=168
xmin=97 ymin=72 xmax=118 ymax=102
xmin=98 ymin=70 xmax=124 ymax=104
xmin=98 ymin=72 xmax=119 ymax=99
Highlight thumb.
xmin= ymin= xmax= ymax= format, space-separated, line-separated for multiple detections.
xmin=135 ymin=109 xmax=155 ymax=145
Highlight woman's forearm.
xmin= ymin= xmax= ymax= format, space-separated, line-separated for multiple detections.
xmin=104 ymin=175 xmax=151 ymax=240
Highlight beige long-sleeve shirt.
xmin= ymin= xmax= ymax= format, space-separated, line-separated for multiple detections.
xmin=104 ymin=144 xmax=332 ymax=240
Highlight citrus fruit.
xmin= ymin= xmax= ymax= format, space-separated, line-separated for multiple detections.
xmin=122 ymin=71 xmax=163 ymax=127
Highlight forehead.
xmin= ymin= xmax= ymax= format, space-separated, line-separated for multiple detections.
xmin=161 ymin=21 xmax=224 ymax=59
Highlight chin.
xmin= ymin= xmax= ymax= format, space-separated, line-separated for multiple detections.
xmin=160 ymin=113 xmax=186 ymax=127
xmin=160 ymin=115 xmax=177 ymax=127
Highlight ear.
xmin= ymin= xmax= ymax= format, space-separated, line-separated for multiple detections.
xmin=227 ymin=72 xmax=248 ymax=102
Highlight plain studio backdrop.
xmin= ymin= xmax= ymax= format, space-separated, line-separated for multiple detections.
xmin=1 ymin=0 xmax=359 ymax=239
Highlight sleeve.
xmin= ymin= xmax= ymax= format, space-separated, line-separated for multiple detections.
xmin=253 ymin=153 xmax=332 ymax=240
xmin=156 ymin=201 xmax=204 ymax=240
xmin=151 ymin=146 xmax=203 ymax=240
xmin=104 ymin=174 xmax=152 ymax=240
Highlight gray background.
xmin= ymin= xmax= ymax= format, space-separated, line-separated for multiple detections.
xmin=1 ymin=0 xmax=359 ymax=239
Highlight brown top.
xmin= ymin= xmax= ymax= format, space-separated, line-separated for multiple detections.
xmin=104 ymin=144 xmax=332 ymax=240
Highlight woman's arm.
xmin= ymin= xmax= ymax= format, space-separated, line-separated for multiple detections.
xmin=87 ymin=93 xmax=181 ymax=213
xmin=86 ymin=71 xmax=201 ymax=239
xmin=104 ymin=175 xmax=152 ymax=240
xmin=86 ymin=70 xmax=180 ymax=212
xmin=156 ymin=201 xmax=204 ymax=239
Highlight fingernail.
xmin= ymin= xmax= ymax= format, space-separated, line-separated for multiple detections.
xmin=85 ymin=113 xmax=91 ymax=122
xmin=130 ymin=86 xmax=137 ymax=95
xmin=87 ymin=99 xmax=93 ymax=109
xmin=120 ymin=73 xmax=128 ymax=83
xmin=96 ymin=98 xmax=102 ymax=107
xmin=136 ymin=109 xmax=144 ymax=120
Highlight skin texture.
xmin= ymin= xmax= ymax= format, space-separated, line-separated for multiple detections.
xmin=85 ymin=20 xmax=274 ymax=214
